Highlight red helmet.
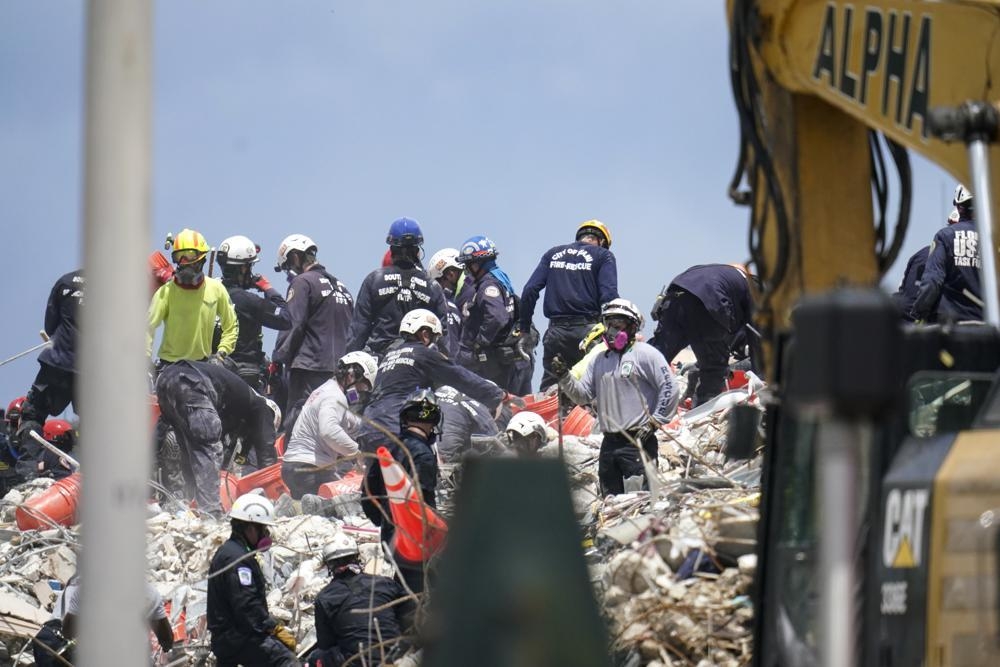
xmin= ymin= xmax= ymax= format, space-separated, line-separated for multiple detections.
xmin=6 ymin=397 xmax=25 ymax=427
xmin=42 ymin=419 xmax=74 ymax=450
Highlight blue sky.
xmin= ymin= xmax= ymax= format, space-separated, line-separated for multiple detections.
xmin=0 ymin=1 xmax=955 ymax=405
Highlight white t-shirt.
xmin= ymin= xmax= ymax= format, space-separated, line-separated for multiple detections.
xmin=51 ymin=580 xmax=167 ymax=622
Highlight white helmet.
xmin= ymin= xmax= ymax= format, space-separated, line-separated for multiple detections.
xmin=954 ymin=184 xmax=973 ymax=206
xmin=428 ymin=248 xmax=463 ymax=281
xmin=263 ymin=397 xmax=282 ymax=432
xmin=506 ymin=411 xmax=548 ymax=440
xmin=321 ymin=533 xmax=360 ymax=564
xmin=602 ymin=298 xmax=644 ymax=329
xmin=217 ymin=235 xmax=260 ymax=266
xmin=229 ymin=493 xmax=276 ymax=526
xmin=338 ymin=351 xmax=378 ymax=386
xmin=275 ymin=234 xmax=317 ymax=271
xmin=399 ymin=308 xmax=443 ymax=337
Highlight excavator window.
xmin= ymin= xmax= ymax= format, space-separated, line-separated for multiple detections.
xmin=907 ymin=372 xmax=994 ymax=437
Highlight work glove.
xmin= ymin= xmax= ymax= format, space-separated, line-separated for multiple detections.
xmin=252 ymin=274 xmax=273 ymax=292
xmin=633 ymin=418 xmax=660 ymax=443
xmin=502 ymin=391 xmax=526 ymax=410
xmin=551 ymin=354 xmax=570 ymax=380
xmin=515 ymin=326 xmax=539 ymax=360
xmin=272 ymin=624 xmax=297 ymax=651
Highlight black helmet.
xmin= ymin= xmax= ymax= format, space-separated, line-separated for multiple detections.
xmin=399 ymin=387 xmax=442 ymax=426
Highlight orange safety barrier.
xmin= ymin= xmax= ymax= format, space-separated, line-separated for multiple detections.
xmin=376 ymin=446 xmax=447 ymax=562
xmin=235 ymin=462 xmax=289 ymax=501
xmin=161 ymin=600 xmax=188 ymax=644
xmin=514 ymin=393 xmax=559 ymax=423
xmin=317 ymin=470 xmax=363 ymax=498
xmin=562 ymin=406 xmax=595 ymax=436
xmin=16 ymin=473 xmax=81 ymax=530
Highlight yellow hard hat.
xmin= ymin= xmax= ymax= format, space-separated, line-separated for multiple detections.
xmin=576 ymin=220 xmax=612 ymax=248
xmin=171 ymin=228 xmax=210 ymax=265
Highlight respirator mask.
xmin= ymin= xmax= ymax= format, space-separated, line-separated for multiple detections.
xmin=602 ymin=317 xmax=633 ymax=352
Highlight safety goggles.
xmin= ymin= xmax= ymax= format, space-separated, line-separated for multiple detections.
xmin=172 ymin=250 xmax=206 ymax=266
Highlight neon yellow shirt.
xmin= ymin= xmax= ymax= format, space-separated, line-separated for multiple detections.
xmin=147 ymin=277 xmax=238 ymax=362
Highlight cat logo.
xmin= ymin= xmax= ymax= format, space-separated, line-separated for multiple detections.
xmin=882 ymin=488 xmax=929 ymax=568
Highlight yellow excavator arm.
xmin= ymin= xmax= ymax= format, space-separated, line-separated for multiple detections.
xmin=729 ymin=0 xmax=1000 ymax=368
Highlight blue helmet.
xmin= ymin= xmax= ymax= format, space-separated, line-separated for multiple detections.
xmin=457 ymin=235 xmax=498 ymax=264
xmin=386 ymin=217 xmax=424 ymax=247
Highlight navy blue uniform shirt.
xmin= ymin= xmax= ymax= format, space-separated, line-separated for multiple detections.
xmin=913 ymin=220 xmax=983 ymax=322
xmin=346 ymin=264 xmax=449 ymax=357
xmin=520 ymin=241 xmax=618 ymax=330
xmin=226 ymin=285 xmax=291 ymax=365
xmin=273 ymin=265 xmax=354 ymax=371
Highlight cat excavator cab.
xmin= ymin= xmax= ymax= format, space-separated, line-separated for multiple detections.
xmin=727 ymin=1 xmax=1000 ymax=664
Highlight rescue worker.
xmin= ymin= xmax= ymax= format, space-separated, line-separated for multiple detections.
xmin=272 ymin=234 xmax=355 ymax=434
xmin=36 ymin=419 xmax=75 ymax=480
xmin=281 ymin=351 xmax=377 ymax=498
xmin=15 ymin=269 xmax=84 ymax=471
xmin=519 ymin=220 xmax=619 ymax=390
xmin=1 ymin=398 xmax=25 ymax=494
xmin=456 ymin=235 xmax=520 ymax=392
xmin=147 ymin=229 xmax=239 ymax=365
xmin=362 ymin=388 xmax=441 ymax=593
xmin=556 ymin=299 xmax=678 ymax=496
xmin=359 ymin=309 xmax=507 ymax=453
xmin=892 ymin=243 xmax=932 ymax=322
xmin=912 ymin=185 xmax=983 ymax=322
xmin=649 ymin=263 xmax=754 ymax=406
xmin=504 ymin=410 xmax=549 ymax=458
xmin=346 ymin=217 xmax=450 ymax=359
xmin=156 ymin=360 xmax=281 ymax=517
xmin=208 ymin=494 xmax=299 ymax=667
xmin=217 ymin=235 xmax=291 ymax=391
xmin=34 ymin=575 xmax=173 ymax=667
xmin=434 ymin=385 xmax=501 ymax=463
xmin=308 ymin=534 xmax=415 ymax=667
xmin=427 ymin=247 xmax=465 ymax=359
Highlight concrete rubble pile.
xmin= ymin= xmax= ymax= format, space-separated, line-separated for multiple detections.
xmin=0 ymin=378 xmax=763 ymax=666
xmin=0 ymin=480 xmax=392 ymax=666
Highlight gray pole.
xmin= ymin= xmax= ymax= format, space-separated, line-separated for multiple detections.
xmin=818 ymin=418 xmax=861 ymax=667
xmin=77 ymin=1 xmax=153 ymax=665
xmin=967 ymin=140 xmax=1000 ymax=327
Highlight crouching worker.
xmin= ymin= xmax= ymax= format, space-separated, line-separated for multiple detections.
xmin=504 ymin=411 xmax=549 ymax=458
xmin=309 ymin=534 xmax=415 ymax=667
xmin=156 ymin=361 xmax=281 ymax=517
xmin=33 ymin=575 xmax=173 ymax=666
xmin=208 ymin=494 xmax=299 ymax=667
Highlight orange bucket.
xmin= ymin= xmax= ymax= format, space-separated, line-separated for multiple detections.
xmin=317 ymin=470 xmax=363 ymax=498
xmin=562 ymin=406 xmax=595 ymax=436
xmin=273 ymin=433 xmax=286 ymax=458
xmin=16 ymin=473 xmax=81 ymax=531
xmin=727 ymin=370 xmax=750 ymax=390
xmin=516 ymin=394 xmax=559 ymax=423
xmin=235 ymin=462 xmax=289 ymax=501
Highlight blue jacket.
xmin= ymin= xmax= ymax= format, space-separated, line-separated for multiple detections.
xmin=668 ymin=264 xmax=751 ymax=334
xmin=912 ymin=220 xmax=983 ymax=322
xmin=362 ymin=341 xmax=504 ymax=443
xmin=225 ymin=285 xmax=291 ymax=365
xmin=38 ymin=270 xmax=84 ymax=373
xmin=891 ymin=246 xmax=929 ymax=322
xmin=441 ymin=288 xmax=463 ymax=360
xmin=273 ymin=265 xmax=354 ymax=371
xmin=520 ymin=241 xmax=618 ymax=329
xmin=346 ymin=263 xmax=449 ymax=357
xmin=459 ymin=272 xmax=515 ymax=361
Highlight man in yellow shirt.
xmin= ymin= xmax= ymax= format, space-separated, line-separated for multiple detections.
xmin=147 ymin=229 xmax=238 ymax=363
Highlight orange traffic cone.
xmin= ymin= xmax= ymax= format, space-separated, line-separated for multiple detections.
xmin=376 ymin=446 xmax=448 ymax=562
